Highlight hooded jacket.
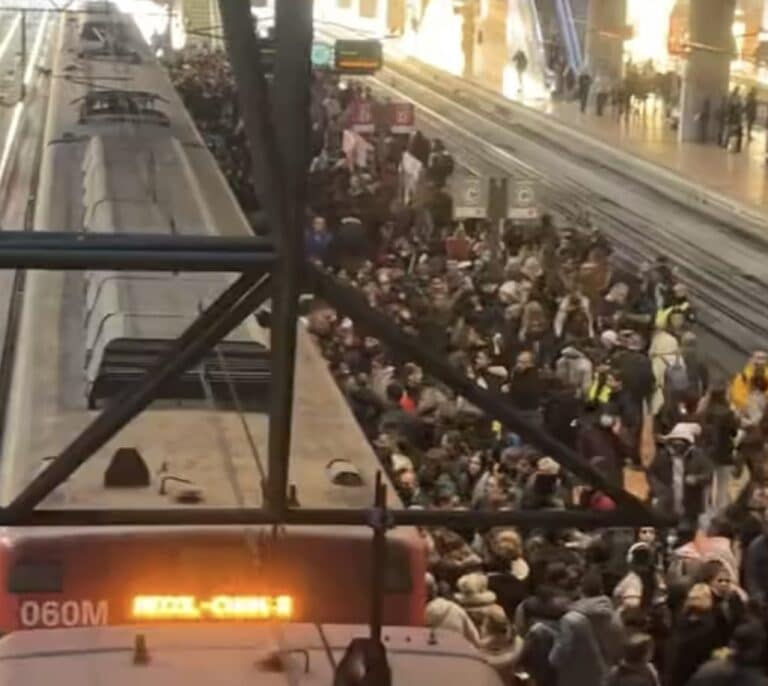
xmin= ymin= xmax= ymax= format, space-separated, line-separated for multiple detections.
xmin=550 ymin=596 xmax=623 ymax=686
xmin=424 ymin=597 xmax=480 ymax=645
xmin=729 ymin=363 xmax=768 ymax=412
xmin=686 ymin=656 xmax=768 ymax=686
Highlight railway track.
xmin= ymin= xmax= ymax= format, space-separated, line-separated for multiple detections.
xmin=0 ymin=15 xmax=52 ymax=447
xmin=315 ymin=30 xmax=767 ymax=374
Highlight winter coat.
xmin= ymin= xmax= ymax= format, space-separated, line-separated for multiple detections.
xmin=701 ymin=405 xmax=739 ymax=466
xmin=682 ymin=349 xmax=710 ymax=397
xmin=578 ymin=424 xmax=625 ymax=486
xmin=604 ymin=662 xmax=660 ymax=686
xmin=506 ymin=368 xmax=544 ymax=412
xmin=556 ymin=346 xmax=594 ymax=398
xmin=664 ymin=613 xmax=720 ymax=686
xmin=729 ymin=363 xmax=768 ymax=412
xmin=520 ymin=619 xmax=560 ymax=686
xmin=686 ymin=657 xmax=768 ymax=686
xmin=425 ymin=597 xmax=480 ymax=645
xmin=486 ymin=561 xmax=530 ymax=620
xmin=649 ymin=331 xmax=680 ymax=415
xmin=614 ymin=349 xmax=655 ymax=406
xmin=550 ymin=596 xmax=622 ymax=686
xmin=745 ymin=534 xmax=768 ymax=605
xmin=648 ymin=445 xmax=713 ymax=520
xmin=569 ymin=595 xmax=624 ymax=667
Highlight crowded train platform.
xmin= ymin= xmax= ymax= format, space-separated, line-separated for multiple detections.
xmin=170 ymin=45 xmax=768 ymax=686
xmin=314 ymin=9 xmax=768 ymax=213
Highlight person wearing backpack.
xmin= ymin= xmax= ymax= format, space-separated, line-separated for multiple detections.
xmin=663 ymin=352 xmax=692 ymax=402
xmin=649 ymin=329 xmax=682 ymax=416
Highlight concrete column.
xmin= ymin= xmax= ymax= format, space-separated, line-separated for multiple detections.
xmin=585 ymin=0 xmax=626 ymax=81
xmin=678 ymin=0 xmax=736 ymax=143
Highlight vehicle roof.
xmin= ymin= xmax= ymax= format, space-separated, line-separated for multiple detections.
xmin=0 ymin=624 xmax=503 ymax=686
xmin=1 ymin=7 xmax=393 ymax=513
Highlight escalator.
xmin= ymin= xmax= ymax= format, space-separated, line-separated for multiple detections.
xmin=507 ymin=0 xmax=550 ymax=93
xmin=553 ymin=0 xmax=583 ymax=73
xmin=533 ymin=0 xmax=584 ymax=74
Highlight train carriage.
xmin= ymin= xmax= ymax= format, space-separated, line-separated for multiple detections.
xmin=0 ymin=4 xmax=425 ymax=634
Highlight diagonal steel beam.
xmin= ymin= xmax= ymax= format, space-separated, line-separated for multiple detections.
xmin=310 ymin=266 xmax=658 ymax=522
xmin=4 ymin=273 xmax=272 ymax=518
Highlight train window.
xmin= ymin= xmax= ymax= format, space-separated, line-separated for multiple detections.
xmin=8 ymin=562 xmax=63 ymax=594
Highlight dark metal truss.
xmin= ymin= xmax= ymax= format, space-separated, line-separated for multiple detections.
xmin=0 ymin=0 xmax=669 ymax=534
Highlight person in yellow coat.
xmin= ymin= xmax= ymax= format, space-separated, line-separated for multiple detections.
xmin=728 ymin=350 xmax=768 ymax=414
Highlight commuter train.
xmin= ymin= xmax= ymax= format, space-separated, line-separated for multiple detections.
xmin=0 ymin=5 xmax=426 ymax=634
xmin=0 ymin=623 xmax=507 ymax=686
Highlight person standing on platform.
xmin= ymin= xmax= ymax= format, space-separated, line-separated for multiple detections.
xmin=745 ymin=87 xmax=758 ymax=142
xmin=578 ymin=70 xmax=592 ymax=114
xmin=512 ymin=50 xmax=528 ymax=94
xmin=726 ymin=88 xmax=743 ymax=153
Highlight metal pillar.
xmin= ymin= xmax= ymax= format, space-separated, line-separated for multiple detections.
xmin=218 ymin=0 xmax=312 ymax=517
xmin=218 ymin=0 xmax=286 ymax=226
xmin=585 ymin=0 xmax=626 ymax=81
xmin=5 ymin=274 xmax=272 ymax=517
xmin=266 ymin=0 xmax=313 ymax=516
xmin=678 ymin=0 xmax=737 ymax=143
xmin=370 ymin=473 xmax=388 ymax=641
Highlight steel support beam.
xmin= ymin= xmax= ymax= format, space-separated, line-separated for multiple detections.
xmin=0 ymin=233 xmax=275 ymax=271
xmin=310 ymin=266 xmax=657 ymax=522
xmin=0 ymin=250 xmax=275 ymax=271
xmin=8 ymin=506 xmax=667 ymax=529
xmin=218 ymin=0 xmax=311 ymax=516
xmin=265 ymin=0 xmax=313 ymax=516
xmin=4 ymin=273 xmax=272 ymax=518
xmin=0 ymin=232 xmax=274 ymax=251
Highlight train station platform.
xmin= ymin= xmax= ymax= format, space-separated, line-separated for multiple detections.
xmin=340 ymin=19 xmax=768 ymax=222
xmin=509 ymin=86 xmax=768 ymax=214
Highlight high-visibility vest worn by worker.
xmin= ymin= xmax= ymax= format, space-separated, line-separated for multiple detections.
xmin=654 ymin=301 xmax=692 ymax=330
xmin=729 ymin=363 xmax=768 ymax=411
xmin=587 ymin=379 xmax=612 ymax=405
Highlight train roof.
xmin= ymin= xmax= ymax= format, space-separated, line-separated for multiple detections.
xmin=0 ymin=624 xmax=503 ymax=685
xmin=1 ymin=8 xmax=393 ymax=513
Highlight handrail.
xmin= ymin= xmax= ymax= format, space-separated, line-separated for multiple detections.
xmin=555 ymin=0 xmax=583 ymax=72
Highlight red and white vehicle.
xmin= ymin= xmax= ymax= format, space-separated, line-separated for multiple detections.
xmin=0 ymin=526 xmax=425 ymax=632
xmin=0 ymin=4 xmax=426 ymax=635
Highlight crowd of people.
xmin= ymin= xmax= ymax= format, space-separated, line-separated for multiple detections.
xmin=542 ymin=41 xmax=761 ymax=151
xmin=170 ymin=46 xmax=768 ymax=686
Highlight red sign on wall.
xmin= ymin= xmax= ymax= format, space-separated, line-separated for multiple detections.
xmin=386 ymin=102 xmax=415 ymax=133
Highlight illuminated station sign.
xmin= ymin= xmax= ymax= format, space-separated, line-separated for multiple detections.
xmin=255 ymin=38 xmax=383 ymax=75
xmin=334 ymin=39 xmax=383 ymax=74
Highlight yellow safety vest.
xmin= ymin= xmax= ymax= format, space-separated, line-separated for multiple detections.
xmin=587 ymin=380 xmax=612 ymax=405
xmin=655 ymin=302 xmax=690 ymax=330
